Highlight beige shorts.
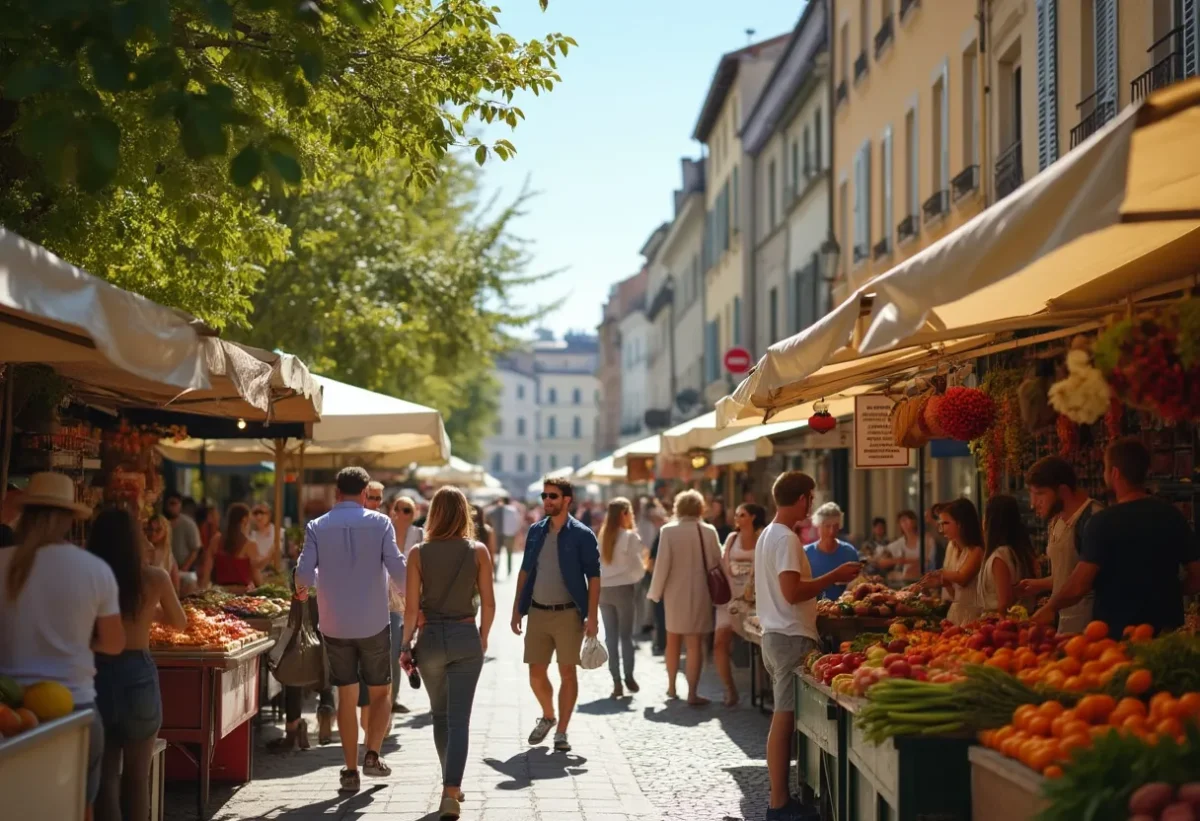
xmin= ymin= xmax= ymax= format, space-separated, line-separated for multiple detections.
xmin=524 ymin=606 xmax=584 ymax=666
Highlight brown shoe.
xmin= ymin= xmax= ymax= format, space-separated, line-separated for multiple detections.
xmin=317 ymin=705 xmax=334 ymax=746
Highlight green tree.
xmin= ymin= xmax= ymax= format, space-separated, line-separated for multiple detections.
xmin=0 ymin=0 xmax=572 ymax=328
xmin=237 ymin=156 xmax=546 ymax=460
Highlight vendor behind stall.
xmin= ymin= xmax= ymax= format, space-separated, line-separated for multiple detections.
xmin=1033 ymin=437 xmax=1200 ymax=637
xmin=804 ymin=502 xmax=863 ymax=600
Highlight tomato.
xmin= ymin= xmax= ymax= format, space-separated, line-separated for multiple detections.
xmin=1150 ymin=692 xmax=1179 ymax=721
xmin=1083 ymin=621 xmax=1109 ymax=642
xmin=1027 ymin=716 xmax=1052 ymax=738
xmin=1131 ymin=624 xmax=1155 ymax=642
xmin=1076 ymin=694 xmax=1116 ymax=723
xmin=1176 ymin=692 xmax=1200 ymax=719
xmin=1043 ymin=765 xmax=1064 ymax=779
xmin=1055 ymin=657 xmax=1082 ymax=676
xmin=1155 ymin=717 xmax=1184 ymax=740
xmin=1012 ymin=704 xmax=1038 ymax=732
xmin=1124 ymin=669 xmax=1153 ymax=696
xmin=1037 ymin=701 xmax=1066 ymax=720
xmin=1064 ymin=636 xmax=1089 ymax=660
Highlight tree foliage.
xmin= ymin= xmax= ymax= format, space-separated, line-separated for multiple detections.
xmin=0 ymin=0 xmax=572 ymax=328
xmin=236 ymin=156 xmax=546 ymax=460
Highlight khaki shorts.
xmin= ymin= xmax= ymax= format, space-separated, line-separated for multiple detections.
xmin=761 ymin=632 xmax=818 ymax=714
xmin=524 ymin=606 xmax=584 ymax=666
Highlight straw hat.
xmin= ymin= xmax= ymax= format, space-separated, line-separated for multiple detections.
xmin=15 ymin=472 xmax=92 ymax=518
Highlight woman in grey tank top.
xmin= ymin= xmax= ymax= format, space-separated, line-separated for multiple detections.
xmin=401 ymin=487 xmax=495 ymax=821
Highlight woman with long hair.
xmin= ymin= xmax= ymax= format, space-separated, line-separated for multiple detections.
xmin=708 ymin=497 xmax=733 ymax=544
xmin=89 ymin=508 xmax=187 ymax=821
xmin=879 ymin=510 xmax=922 ymax=586
xmin=714 ymin=503 xmax=766 ymax=706
xmin=199 ymin=503 xmax=261 ymax=590
xmin=647 ymin=489 xmax=725 ymax=705
xmin=979 ymin=494 xmax=1039 ymax=614
xmin=597 ymin=497 xmax=646 ymax=698
xmin=402 ymin=487 xmax=496 ymax=821
xmin=472 ymin=504 xmax=497 ymax=569
xmin=144 ymin=514 xmax=180 ymax=592
xmin=924 ymin=498 xmax=985 ymax=625
xmin=0 ymin=474 xmax=125 ymax=817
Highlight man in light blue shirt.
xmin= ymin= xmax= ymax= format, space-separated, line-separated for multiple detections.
xmin=296 ymin=467 xmax=405 ymax=793
xmin=804 ymin=502 xmax=864 ymax=600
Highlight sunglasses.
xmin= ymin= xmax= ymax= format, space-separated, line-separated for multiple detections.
xmin=396 ymin=507 xmax=413 ymax=515
xmin=367 ymin=495 xmax=383 ymax=502
xmin=540 ymin=492 xmax=562 ymax=501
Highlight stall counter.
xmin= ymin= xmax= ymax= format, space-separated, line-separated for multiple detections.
xmin=0 ymin=709 xmax=93 ymax=821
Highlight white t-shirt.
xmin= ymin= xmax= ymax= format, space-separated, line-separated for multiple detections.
xmin=0 ymin=543 xmax=120 ymax=704
xmin=600 ymin=530 xmax=646 ymax=587
xmin=754 ymin=523 xmax=818 ymax=640
xmin=249 ymin=525 xmax=276 ymax=564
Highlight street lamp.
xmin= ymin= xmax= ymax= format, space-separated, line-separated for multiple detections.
xmin=818 ymin=235 xmax=841 ymax=282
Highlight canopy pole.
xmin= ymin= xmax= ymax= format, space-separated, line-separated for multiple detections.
xmin=199 ymin=442 xmax=208 ymax=502
xmin=298 ymin=442 xmax=307 ymax=527
xmin=273 ymin=438 xmax=286 ymax=572
xmin=917 ymin=445 xmax=927 ymax=574
xmin=0 ymin=366 xmax=13 ymax=507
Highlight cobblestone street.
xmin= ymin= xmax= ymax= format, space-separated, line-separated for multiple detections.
xmin=166 ymin=573 xmax=774 ymax=821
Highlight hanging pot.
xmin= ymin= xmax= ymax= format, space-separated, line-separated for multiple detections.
xmin=809 ymin=400 xmax=837 ymax=434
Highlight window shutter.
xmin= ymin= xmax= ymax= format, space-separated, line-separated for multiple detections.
xmin=940 ymin=70 xmax=950 ymax=192
xmin=1036 ymin=0 xmax=1059 ymax=170
xmin=814 ymin=109 xmax=823 ymax=170
xmin=733 ymin=295 xmax=742 ymax=347
xmin=1186 ymin=0 xmax=1198 ymax=78
xmin=1094 ymin=0 xmax=1118 ymax=113
xmin=882 ymin=128 xmax=893 ymax=251
xmin=732 ymin=165 xmax=740 ymax=235
xmin=785 ymin=272 xmax=796 ymax=335
xmin=863 ymin=143 xmax=872 ymax=252
xmin=909 ymin=104 xmax=920 ymax=217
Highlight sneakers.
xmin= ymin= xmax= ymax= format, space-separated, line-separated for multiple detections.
xmin=362 ymin=751 xmax=392 ymax=777
xmin=391 ymin=702 xmax=410 ymax=714
xmin=528 ymin=716 xmax=556 ymax=745
xmin=339 ymin=768 xmax=360 ymax=793
xmin=765 ymin=798 xmax=819 ymax=820
xmin=553 ymin=732 xmax=571 ymax=753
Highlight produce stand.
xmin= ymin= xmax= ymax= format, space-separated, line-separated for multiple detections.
xmin=0 ymin=709 xmax=93 ymax=821
xmin=729 ymin=609 xmax=769 ymax=712
xmin=243 ymin=614 xmax=288 ymax=718
xmin=968 ymin=746 xmax=1045 ymax=821
xmin=152 ymin=635 xmax=274 ymax=818
xmin=151 ymin=737 xmax=168 ymax=821
xmin=793 ymin=674 xmax=844 ymax=818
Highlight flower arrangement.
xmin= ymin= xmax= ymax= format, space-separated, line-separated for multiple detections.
xmin=103 ymin=420 xmax=189 ymax=455
xmin=968 ymin=369 xmax=1023 ymax=495
xmin=1093 ymin=299 xmax=1200 ymax=423
xmin=1047 ymin=348 xmax=1111 ymax=424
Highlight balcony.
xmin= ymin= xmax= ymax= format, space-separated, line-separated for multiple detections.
xmin=900 ymin=0 xmax=920 ymax=22
xmin=994 ymin=140 xmax=1023 ymax=202
xmin=852 ymin=243 xmax=870 ymax=265
xmin=874 ymin=15 xmax=894 ymax=58
xmin=1131 ymin=26 xmax=1183 ymax=102
xmin=896 ymin=214 xmax=917 ymax=244
xmin=836 ymin=80 xmax=848 ymax=106
xmin=1069 ymin=91 xmax=1116 ymax=149
xmin=854 ymin=52 xmax=869 ymax=83
xmin=872 ymin=236 xmax=891 ymax=261
xmin=922 ymin=190 xmax=949 ymax=223
xmin=951 ymin=164 xmax=979 ymax=202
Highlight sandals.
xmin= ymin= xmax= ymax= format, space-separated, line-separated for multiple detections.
xmin=439 ymin=795 xmax=461 ymax=820
xmin=724 ymin=691 xmax=740 ymax=708
xmin=266 ymin=719 xmax=307 ymax=754
xmin=363 ymin=751 xmax=391 ymax=777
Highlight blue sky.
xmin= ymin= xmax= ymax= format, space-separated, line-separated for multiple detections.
xmin=477 ymin=1 xmax=806 ymax=338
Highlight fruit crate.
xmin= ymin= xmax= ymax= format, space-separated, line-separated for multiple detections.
xmin=969 ymin=746 xmax=1046 ymax=821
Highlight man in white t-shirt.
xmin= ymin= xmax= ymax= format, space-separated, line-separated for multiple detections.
xmin=755 ymin=471 xmax=861 ymax=821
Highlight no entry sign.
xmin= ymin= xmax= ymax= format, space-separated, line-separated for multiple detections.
xmin=723 ymin=347 xmax=752 ymax=375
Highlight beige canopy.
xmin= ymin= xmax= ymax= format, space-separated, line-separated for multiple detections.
xmin=718 ymin=79 xmax=1200 ymax=428
xmin=611 ymin=434 xmax=661 ymax=468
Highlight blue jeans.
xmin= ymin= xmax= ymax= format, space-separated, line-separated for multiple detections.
xmin=599 ymin=584 xmax=636 ymax=683
xmin=416 ymin=622 xmax=484 ymax=788
xmin=94 ymin=650 xmax=162 ymax=743
xmin=359 ymin=612 xmax=403 ymax=707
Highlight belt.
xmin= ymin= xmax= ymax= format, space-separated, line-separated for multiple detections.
xmin=531 ymin=601 xmax=575 ymax=612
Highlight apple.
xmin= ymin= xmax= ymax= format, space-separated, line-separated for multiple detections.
xmin=967 ymin=633 xmax=988 ymax=651
xmin=886 ymin=660 xmax=912 ymax=678
xmin=883 ymin=653 xmax=905 ymax=668
xmin=911 ymin=666 xmax=929 ymax=682
xmin=866 ymin=646 xmax=888 ymax=661
xmin=887 ymin=639 xmax=909 ymax=653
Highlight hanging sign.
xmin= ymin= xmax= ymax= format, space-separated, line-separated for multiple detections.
xmin=854 ymin=394 xmax=911 ymax=468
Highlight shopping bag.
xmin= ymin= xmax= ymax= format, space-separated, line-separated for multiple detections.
xmin=579 ymin=635 xmax=608 ymax=670
xmin=269 ymin=598 xmax=326 ymax=688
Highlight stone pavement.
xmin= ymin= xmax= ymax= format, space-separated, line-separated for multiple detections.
xmin=166 ymin=574 xmax=775 ymax=821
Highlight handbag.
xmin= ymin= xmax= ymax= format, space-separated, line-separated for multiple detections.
xmin=697 ymin=524 xmax=732 ymax=606
xmin=580 ymin=635 xmax=608 ymax=670
xmin=269 ymin=598 xmax=327 ymax=688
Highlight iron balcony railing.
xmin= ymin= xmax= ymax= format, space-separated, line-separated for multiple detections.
xmin=853 ymin=243 xmax=870 ymax=265
xmin=951 ymin=164 xmax=980 ymax=202
xmin=872 ymin=236 xmax=891 ymax=260
xmin=922 ymin=190 xmax=950 ymax=223
xmin=836 ymin=80 xmax=848 ymax=106
xmin=1069 ymin=90 xmax=1116 ymax=149
xmin=994 ymin=140 xmax=1023 ymax=201
xmin=874 ymin=15 xmax=894 ymax=58
xmin=854 ymin=51 xmax=868 ymax=82
xmin=1131 ymin=26 xmax=1183 ymax=102
xmin=896 ymin=214 xmax=917 ymax=243
xmin=900 ymin=0 xmax=919 ymax=21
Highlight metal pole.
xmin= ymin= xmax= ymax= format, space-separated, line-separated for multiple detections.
xmin=0 ymin=367 xmax=12 ymax=507
xmin=272 ymin=439 xmax=286 ymax=571
xmin=199 ymin=442 xmax=208 ymax=502
xmin=917 ymin=446 xmax=927 ymax=573
xmin=297 ymin=442 xmax=307 ymax=526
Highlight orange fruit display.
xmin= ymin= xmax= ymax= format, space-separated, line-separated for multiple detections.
xmin=1083 ymin=621 xmax=1109 ymax=641
xmin=1124 ymin=669 xmax=1152 ymax=696
xmin=0 ymin=705 xmax=21 ymax=738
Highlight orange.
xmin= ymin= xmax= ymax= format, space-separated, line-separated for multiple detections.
xmin=1083 ymin=621 xmax=1109 ymax=642
xmin=986 ymin=656 xmax=1011 ymax=673
xmin=1028 ymin=716 xmax=1052 ymax=737
xmin=1099 ymin=648 xmax=1127 ymax=667
xmin=992 ymin=725 xmax=1016 ymax=748
xmin=1001 ymin=735 xmax=1024 ymax=759
xmin=978 ymin=730 xmax=996 ymax=748
xmin=1150 ymin=692 xmax=1180 ymax=721
xmin=1043 ymin=670 xmax=1067 ymax=689
xmin=1177 ymin=692 xmax=1200 ymax=719
xmin=1121 ymin=714 xmax=1148 ymax=735
xmin=1027 ymin=743 xmax=1056 ymax=773
xmin=1013 ymin=705 xmax=1038 ymax=732
xmin=1090 ymin=724 xmax=1115 ymax=740
xmin=1076 ymin=694 xmax=1117 ymax=724
xmin=1064 ymin=636 xmax=1089 ymax=660
xmin=1037 ymin=701 xmax=1066 ymax=720
xmin=1060 ymin=719 xmax=1091 ymax=740
xmin=1123 ymin=625 xmax=1136 ymax=638
xmin=1155 ymin=717 xmax=1184 ymax=739
xmin=1131 ymin=624 xmax=1155 ymax=642
xmin=1055 ymin=657 xmax=1082 ymax=676
xmin=14 ymin=708 xmax=37 ymax=733
xmin=1050 ymin=711 xmax=1076 ymax=738
xmin=1063 ymin=676 xmax=1085 ymax=692
xmin=1124 ymin=669 xmax=1153 ymax=696
xmin=0 ymin=705 xmax=20 ymax=737
xmin=1109 ymin=697 xmax=1148 ymax=726
xmin=1018 ymin=738 xmax=1044 ymax=768
xmin=1043 ymin=765 xmax=1064 ymax=779
xmin=1081 ymin=661 xmax=1107 ymax=678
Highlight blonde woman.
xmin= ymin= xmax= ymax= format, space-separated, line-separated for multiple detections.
xmin=597 ymin=497 xmax=646 ymax=699
xmin=144 ymin=514 xmax=180 ymax=592
xmin=0 ymin=473 xmax=125 ymax=816
xmin=647 ymin=489 xmax=724 ymax=705
xmin=402 ymin=487 xmax=496 ymax=821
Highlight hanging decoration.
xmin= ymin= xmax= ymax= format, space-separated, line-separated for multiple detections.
xmin=1056 ymin=415 xmax=1080 ymax=458
xmin=1104 ymin=395 xmax=1124 ymax=439
xmin=1048 ymin=343 xmax=1111 ymax=425
xmin=967 ymin=368 xmax=1023 ymax=495
xmin=1017 ymin=362 xmax=1058 ymax=432
xmin=1093 ymin=299 xmax=1200 ymax=423
xmin=808 ymin=400 xmax=837 ymax=434
xmin=937 ymin=386 xmax=995 ymax=442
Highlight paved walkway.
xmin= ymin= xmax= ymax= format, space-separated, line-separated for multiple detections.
xmin=166 ymin=575 xmax=774 ymax=821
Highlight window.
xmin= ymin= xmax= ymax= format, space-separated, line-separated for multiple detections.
xmin=853 ymin=141 xmax=872 ymax=263
xmin=572 ymin=454 xmax=581 ymax=470
xmin=516 ymin=454 xmax=527 ymax=473
xmin=549 ymin=454 xmax=558 ymax=470
xmin=733 ymin=296 xmax=742 ymax=347
xmin=932 ymin=68 xmax=949 ymax=193
xmin=905 ymin=105 xmax=919 ymax=217
xmin=548 ymin=417 xmax=557 ymax=438
xmin=573 ymin=416 xmax=582 ymax=438
xmin=962 ymin=44 xmax=979 ymax=166
xmin=767 ymin=159 xmax=777 ymax=229
xmin=517 ymin=417 xmax=527 ymax=436
xmin=704 ymin=320 xmax=719 ymax=383
xmin=573 ymin=388 xmax=581 ymax=405
xmin=838 ymin=177 xmax=849 ymax=275
xmin=881 ymin=126 xmax=893 ymax=253
xmin=731 ymin=166 xmax=740 ymax=236
xmin=803 ymin=126 xmax=812 ymax=176
xmin=492 ymin=453 xmax=503 ymax=473
xmin=769 ymin=287 xmax=779 ymax=343
xmin=814 ymin=108 xmax=823 ymax=170
xmin=548 ymin=387 xmax=557 ymax=405
xmin=860 ymin=0 xmax=870 ymax=56
xmin=791 ymin=138 xmax=800 ymax=193
xmin=517 ymin=384 xmax=525 ymax=400
xmin=840 ymin=23 xmax=850 ymax=85
xmin=534 ymin=454 xmax=542 ymax=473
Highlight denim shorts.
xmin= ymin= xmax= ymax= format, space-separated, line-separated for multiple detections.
xmin=326 ymin=624 xmax=392 ymax=689
xmin=94 ymin=650 xmax=163 ymax=742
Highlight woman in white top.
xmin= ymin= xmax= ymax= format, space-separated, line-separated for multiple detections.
xmin=923 ymin=498 xmax=985 ymax=625
xmin=0 ymin=473 xmax=126 ymax=815
xmin=878 ymin=510 xmax=922 ymax=586
xmin=598 ymin=497 xmax=646 ymax=698
xmin=247 ymin=503 xmax=278 ymax=570
xmin=978 ymin=494 xmax=1039 ymax=614
xmin=143 ymin=514 xmax=180 ymax=592
xmin=714 ymin=503 xmax=765 ymax=707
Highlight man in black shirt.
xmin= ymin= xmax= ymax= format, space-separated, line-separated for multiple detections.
xmin=1034 ymin=437 xmax=1200 ymax=637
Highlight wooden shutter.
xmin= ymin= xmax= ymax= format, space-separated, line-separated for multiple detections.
xmin=882 ymin=127 xmax=893 ymax=251
xmin=1186 ymin=0 xmax=1198 ymax=78
xmin=1036 ymin=0 xmax=1059 ymax=170
xmin=939 ymin=67 xmax=950 ymax=192
xmin=1094 ymin=0 xmax=1118 ymax=112
xmin=863 ymin=142 xmax=872 ymax=252
xmin=785 ymin=271 xmax=796 ymax=335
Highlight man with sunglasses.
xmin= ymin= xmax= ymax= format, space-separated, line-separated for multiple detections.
xmin=365 ymin=481 xmax=386 ymax=512
xmin=511 ymin=478 xmax=601 ymax=754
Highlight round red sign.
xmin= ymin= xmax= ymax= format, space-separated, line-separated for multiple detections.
xmin=723 ymin=347 xmax=752 ymax=375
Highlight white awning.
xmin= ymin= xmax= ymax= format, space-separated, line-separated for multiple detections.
xmin=413 ymin=456 xmax=490 ymax=487
xmin=574 ymin=455 xmax=626 ymax=483
xmin=612 ymin=434 xmax=661 ymax=468
xmin=710 ymin=394 xmax=859 ymax=465
xmin=660 ymin=411 xmax=758 ymax=455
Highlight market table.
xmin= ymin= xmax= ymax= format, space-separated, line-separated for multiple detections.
xmin=0 ymin=709 xmax=93 ymax=820
xmin=793 ymin=673 xmax=845 ymax=817
xmin=152 ymin=635 xmax=275 ymax=819
xmin=242 ymin=614 xmax=288 ymax=720
xmin=728 ymin=610 xmax=768 ymax=712
xmin=969 ymin=746 xmax=1046 ymax=821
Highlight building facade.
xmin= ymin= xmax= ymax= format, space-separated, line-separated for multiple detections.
xmin=618 ymin=293 xmax=651 ymax=445
xmin=596 ymin=271 xmax=647 ymax=454
xmin=483 ymin=353 xmax=541 ymax=493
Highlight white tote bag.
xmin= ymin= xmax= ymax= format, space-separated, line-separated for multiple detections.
xmin=579 ymin=635 xmax=608 ymax=670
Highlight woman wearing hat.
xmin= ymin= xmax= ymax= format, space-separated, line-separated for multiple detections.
xmin=0 ymin=472 xmax=126 ymax=816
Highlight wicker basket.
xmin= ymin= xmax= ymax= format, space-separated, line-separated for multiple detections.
xmin=891 ymin=392 xmax=932 ymax=448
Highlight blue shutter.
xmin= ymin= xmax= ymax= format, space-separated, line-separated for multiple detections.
xmin=1186 ymin=0 xmax=1198 ymax=77
xmin=1036 ymin=0 xmax=1059 ymax=170
xmin=733 ymin=296 xmax=742 ymax=347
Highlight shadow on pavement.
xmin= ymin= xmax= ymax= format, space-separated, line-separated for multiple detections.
xmin=482 ymin=748 xmax=589 ymax=790
xmin=269 ymin=783 xmax=388 ymax=819
xmin=641 ymin=702 xmax=767 ymax=760
xmin=576 ymin=696 xmax=638 ymax=715
xmin=723 ymin=763 xmax=773 ymax=821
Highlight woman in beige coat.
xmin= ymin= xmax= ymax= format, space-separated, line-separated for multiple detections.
xmin=647 ymin=489 xmax=725 ymax=705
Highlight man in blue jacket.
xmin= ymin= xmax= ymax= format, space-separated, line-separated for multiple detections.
xmin=511 ymin=477 xmax=601 ymax=754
